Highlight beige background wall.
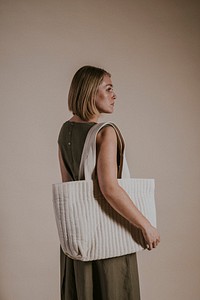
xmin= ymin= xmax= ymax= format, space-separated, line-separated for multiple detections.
xmin=0 ymin=0 xmax=199 ymax=299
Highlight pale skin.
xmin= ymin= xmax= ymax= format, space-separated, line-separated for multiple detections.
xmin=59 ymin=75 xmax=160 ymax=250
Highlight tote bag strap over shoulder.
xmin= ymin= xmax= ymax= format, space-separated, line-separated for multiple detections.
xmin=78 ymin=122 xmax=130 ymax=180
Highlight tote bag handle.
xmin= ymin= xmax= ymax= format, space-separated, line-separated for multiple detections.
xmin=78 ymin=122 xmax=130 ymax=181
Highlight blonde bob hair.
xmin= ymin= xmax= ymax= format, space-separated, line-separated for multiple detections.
xmin=68 ymin=65 xmax=111 ymax=121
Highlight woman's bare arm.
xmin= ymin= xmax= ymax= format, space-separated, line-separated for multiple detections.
xmin=96 ymin=126 xmax=160 ymax=250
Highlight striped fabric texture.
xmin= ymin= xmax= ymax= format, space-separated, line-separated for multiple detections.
xmin=52 ymin=122 xmax=157 ymax=261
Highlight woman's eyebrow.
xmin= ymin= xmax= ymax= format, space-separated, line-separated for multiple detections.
xmin=105 ymin=84 xmax=113 ymax=87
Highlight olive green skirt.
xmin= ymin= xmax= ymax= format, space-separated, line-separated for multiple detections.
xmin=60 ymin=248 xmax=140 ymax=300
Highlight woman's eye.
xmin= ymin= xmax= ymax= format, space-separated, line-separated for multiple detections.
xmin=106 ymin=87 xmax=113 ymax=92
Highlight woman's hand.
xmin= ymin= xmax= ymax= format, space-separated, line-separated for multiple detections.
xmin=141 ymin=223 xmax=160 ymax=250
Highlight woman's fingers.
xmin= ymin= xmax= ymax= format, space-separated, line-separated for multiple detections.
xmin=143 ymin=226 xmax=160 ymax=250
xmin=147 ymin=238 xmax=160 ymax=250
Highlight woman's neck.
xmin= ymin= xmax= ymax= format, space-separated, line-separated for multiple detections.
xmin=69 ymin=115 xmax=99 ymax=123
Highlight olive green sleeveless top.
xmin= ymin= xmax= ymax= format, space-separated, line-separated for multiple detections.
xmin=58 ymin=121 xmax=96 ymax=181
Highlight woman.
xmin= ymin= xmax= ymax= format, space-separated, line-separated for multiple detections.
xmin=58 ymin=65 xmax=160 ymax=300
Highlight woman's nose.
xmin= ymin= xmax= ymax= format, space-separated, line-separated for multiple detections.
xmin=113 ymin=92 xmax=117 ymax=99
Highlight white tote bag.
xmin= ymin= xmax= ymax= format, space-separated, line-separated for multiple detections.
xmin=52 ymin=122 xmax=157 ymax=261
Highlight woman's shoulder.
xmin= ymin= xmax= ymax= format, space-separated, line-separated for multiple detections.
xmin=96 ymin=124 xmax=118 ymax=146
xmin=58 ymin=120 xmax=70 ymax=137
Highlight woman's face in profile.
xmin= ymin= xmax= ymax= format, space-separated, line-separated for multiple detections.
xmin=95 ymin=75 xmax=117 ymax=115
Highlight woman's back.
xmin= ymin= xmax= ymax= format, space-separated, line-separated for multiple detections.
xmin=58 ymin=121 xmax=96 ymax=180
